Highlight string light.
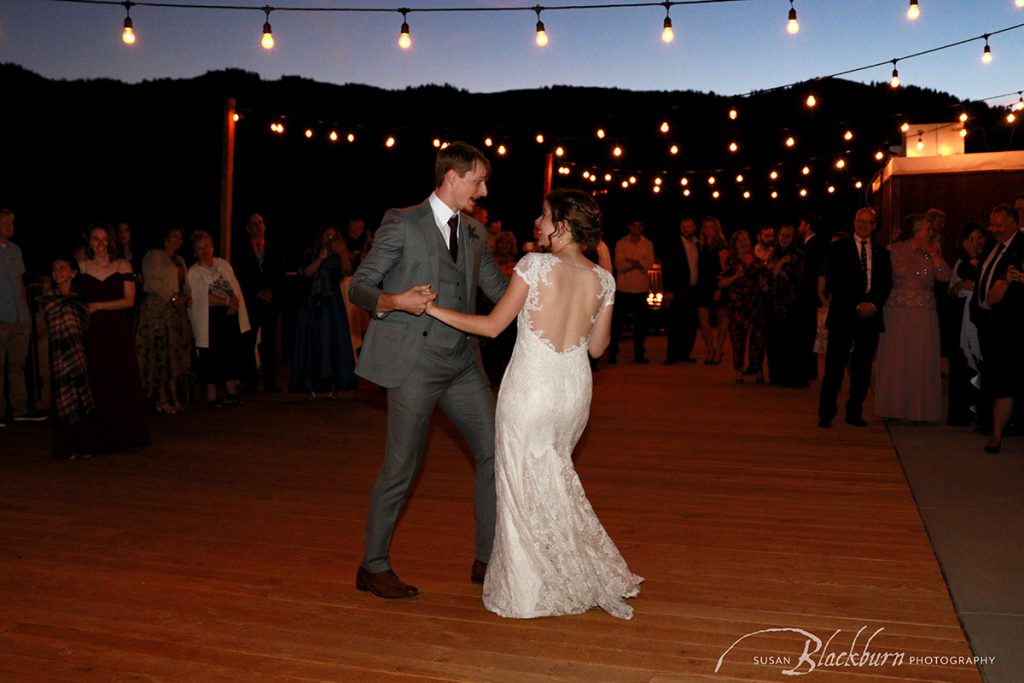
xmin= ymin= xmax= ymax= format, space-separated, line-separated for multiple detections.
xmin=835 ymin=158 xmax=846 ymax=169
xmin=785 ymin=136 xmax=796 ymax=148
xmin=347 ymin=133 xmax=355 ymax=142
xmin=742 ymin=191 xmax=751 ymax=199
xmin=982 ymin=36 xmax=993 ymax=63
xmin=232 ymin=113 xmax=240 ymax=122
xmin=875 ymin=150 xmax=885 ymax=160
xmin=629 ymin=176 xmax=638 ymax=184
xmin=261 ymin=6 xmax=274 ymax=50
xmin=805 ymin=94 xmax=816 ymax=108
xmin=855 ymin=181 xmax=864 ymax=189
xmin=329 ymin=130 xmax=338 ymax=141
xmin=596 ymin=128 xmax=606 ymax=139
xmin=385 ymin=135 xmax=396 ymax=148
xmin=661 ymin=1 xmax=674 ymax=43
xmin=960 ymin=127 xmax=968 ymax=138
xmin=432 ymin=138 xmax=442 ymax=147
xmin=801 ymin=165 xmax=810 ymax=175
xmin=959 ymin=112 xmax=969 ymax=123
xmin=771 ymin=190 xmax=779 ymax=199
xmin=534 ymin=7 xmax=548 ymax=47
xmin=603 ymin=173 xmax=612 ymax=181
xmin=497 ymin=145 xmax=507 ymax=155
xmin=1015 ymin=93 xmax=1024 ymax=111
xmin=769 ymin=170 xmax=778 ymax=180
xmin=669 ymin=144 xmax=679 ymax=155
xmin=654 ymin=177 xmax=662 ymax=186
xmin=305 ymin=128 xmax=313 ymax=138
xmin=398 ymin=9 xmax=411 ymax=49
xmin=728 ymin=108 xmax=738 ymax=120
xmin=712 ymin=190 xmax=720 ymax=199
xmin=582 ymin=171 xmax=591 ymax=179
xmin=889 ymin=60 xmax=900 ymax=89
xmin=900 ymin=122 xmax=911 ymax=133
xmin=555 ymin=146 xmax=564 ymax=156
xmin=121 ymin=1 xmax=136 ymax=44
xmin=483 ymin=137 xmax=493 ymax=147
xmin=728 ymin=141 xmax=739 ymax=152
xmin=787 ymin=0 xmax=799 ymax=34
xmin=1008 ymin=112 xmax=1018 ymax=123
xmin=916 ymin=133 xmax=924 ymax=151
xmin=843 ymin=130 xmax=854 ymax=141
xmin=735 ymin=174 xmax=743 ymax=183
xmin=680 ymin=177 xmax=688 ymax=186
xmin=799 ymin=188 xmax=808 ymax=197
xmin=660 ymin=121 xmax=670 ymax=134
xmin=707 ymin=176 xmax=716 ymax=185
xmin=907 ymin=0 xmax=920 ymax=20
xmin=683 ymin=188 xmax=691 ymax=197
xmin=612 ymin=146 xmax=623 ymax=157
xmin=535 ymin=133 xmax=545 ymax=143
xmin=827 ymin=185 xmax=835 ymax=194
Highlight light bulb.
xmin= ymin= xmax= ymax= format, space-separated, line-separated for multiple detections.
xmin=785 ymin=136 xmax=796 ymax=147
xmin=596 ymin=129 xmax=606 ymax=139
xmin=347 ymin=133 xmax=355 ymax=142
xmin=827 ymin=185 xmax=835 ymax=194
xmin=787 ymin=6 xmax=799 ymax=34
xmin=535 ymin=21 xmax=548 ymax=46
xmin=890 ymin=68 xmax=900 ymax=89
xmin=959 ymin=112 xmax=968 ymax=123
xmin=329 ymin=131 xmax=338 ymax=142
xmin=669 ymin=145 xmax=679 ymax=155
xmin=735 ymin=174 xmax=744 ymax=183
xmin=660 ymin=121 xmax=669 ymax=133
xmin=535 ymin=134 xmax=544 ymax=144
xmin=769 ymin=170 xmax=778 ymax=180
xmin=806 ymin=94 xmax=816 ymax=108
xmin=835 ymin=159 xmax=846 ymax=169
xmin=653 ymin=185 xmax=662 ymax=194
xmin=261 ymin=22 xmax=274 ymax=50
xmin=661 ymin=16 xmax=674 ymax=43
xmin=982 ymin=42 xmax=992 ymax=63
xmin=1008 ymin=112 xmax=1018 ymax=124
xmin=875 ymin=151 xmax=885 ymax=160
xmin=385 ymin=136 xmax=396 ymax=148
xmin=916 ymin=137 xmax=924 ymax=151
xmin=771 ymin=191 xmax=779 ymax=199
xmin=802 ymin=166 xmax=810 ymax=175
xmin=612 ymin=146 xmax=622 ymax=157
xmin=844 ymin=130 xmax=854 ymax=141
xmin=855 ymin=181 xmax=863 ymax=189
xmin=122 ymin=16 xmax=135 ymax=44
xmin=900 ymin=122 xmax=910 ymax=133
xmin=960 ymin=128 xmax=968 ymax=138
xmin=305 ymin=129 xmax=313 ymax=139
xmin=728 ymin=108 xmax=738 ymax=120
xmin=707 ymin=176 xmax=716 ymax=185
xmin=555 ymin=146 xmax=564 ymax=156
xmin=399 ymin=22 xmax=412 ymax=49
xmin=683 ymin=189 xmax=690 ymax=197
xmin=907 ymin=0 xmax=919 ymax=20
xmin=799 ymin=188 xmax=808 ymax=197
xmin=729 ymin=141 xmax=738 ymax=152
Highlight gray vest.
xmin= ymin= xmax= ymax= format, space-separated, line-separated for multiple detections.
xmin=426 ymin=227 xmax=469 ymax=348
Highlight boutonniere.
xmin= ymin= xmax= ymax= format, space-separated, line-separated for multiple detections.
xmin=467 ymin=225 xmax=479 ymax=240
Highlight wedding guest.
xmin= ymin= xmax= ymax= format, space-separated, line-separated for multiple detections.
xmin=342 ymin=217 xmax=373 ymax=356
xmin=78 ymin=222 xmax=150 ymax=451
xmin=0 ymin=208 xmax=47 ymax=425
xmin=719 ymin=229 xmax=768 ymax=384
xmin=970 ymin=204 xmax=1023 ymax=453
xmin=608 ymin=220 xmax=654 ymax=364
xmin=765 ymin=225 xmax=806 ymax=387
xmin=38 ymin=257 xmax=97 ymax=459
xmin=946 ymin=222 xmax=987 ymax=426
xmin=188 ymin=230 xmax=250 ymax=408
xmin=798 ymin=213 xmax=825 ymax=381
xmin=753 ymin=225 xmax=774 ymax=262
xmin=818 ymin=209 xmax=893 ymax=428
xmin=661 ymin=217 xmax=700 ymax=365
xmin=135 ymin=226 xmax=192 ymax=414
xmin=233 ymin=212 xmax=285 ymax=392
xmin=289 ymin=224 xmax=357 ymax=399
xmin=874 ymin=214 xmax=950 ymax=423
xmin=696 ymin=217 xmax=730 ymax=365
xmin=492 ymin=230 xmax=519 ymax=278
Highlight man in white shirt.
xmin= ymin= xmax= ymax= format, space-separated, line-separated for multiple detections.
xmin=608 ymin=221 xmax=655 ymax=364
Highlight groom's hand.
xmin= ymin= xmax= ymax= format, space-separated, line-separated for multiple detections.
xmin=379 ymin=284 xmax=437 ymax=316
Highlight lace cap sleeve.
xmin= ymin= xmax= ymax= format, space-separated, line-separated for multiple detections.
xmin=598 ymin=267 xmax=615 ymax=309
xmin=513 ymin=252 xmax=543 ymax=287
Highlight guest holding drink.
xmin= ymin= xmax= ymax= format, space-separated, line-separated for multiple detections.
xmin=187 ymin=230 xmax=250 ymax=408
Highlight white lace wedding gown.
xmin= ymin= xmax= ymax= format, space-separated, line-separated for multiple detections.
xmin=483 ymin=252 xmax=644 ymax=620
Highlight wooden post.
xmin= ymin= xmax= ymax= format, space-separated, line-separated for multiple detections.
xmin=220 ymin=97 xmax=236 ymax=260
xmin=543 ymin=151 xmax=553 ymax=202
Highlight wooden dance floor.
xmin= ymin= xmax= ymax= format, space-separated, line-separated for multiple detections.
xmin=1 ymin=338 xmax=983 ymax=681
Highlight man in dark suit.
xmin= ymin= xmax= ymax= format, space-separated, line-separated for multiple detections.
xmin=797 ymin=213 xmax=825 ymax=381
xmin=817 ymin=207 xmax=893 ymax=428
xmin=232 ymin=212 xmax=285 ymax=392
xmin=662 ymin=217 xmax=700 ymax=364
xmin=970 ymin=203 xmax=1023 ymax=453
xmin=350 ymin=142 xmax=508 ymax=599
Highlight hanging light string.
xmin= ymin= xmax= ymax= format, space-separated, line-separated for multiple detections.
xmin=735 ymin=20 xmax=1024 ymax=98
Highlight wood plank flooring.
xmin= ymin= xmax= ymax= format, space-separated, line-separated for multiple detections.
xmin=0 ymin=338 xmax=983 ymax=681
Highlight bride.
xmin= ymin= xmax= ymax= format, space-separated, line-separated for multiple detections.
xmin=426 ymin=188 xmax=643 ymax=620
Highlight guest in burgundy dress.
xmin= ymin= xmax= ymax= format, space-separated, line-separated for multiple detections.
xmin=77 ymin=223 xmax=151 ymax=452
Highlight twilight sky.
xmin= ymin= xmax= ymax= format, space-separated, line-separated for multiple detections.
xmin=3 ymin=0 xmax=1023 ymax=108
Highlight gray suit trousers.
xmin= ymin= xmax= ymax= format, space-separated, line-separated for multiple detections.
xmin=362 ymin=339 xmax=496 ymax=573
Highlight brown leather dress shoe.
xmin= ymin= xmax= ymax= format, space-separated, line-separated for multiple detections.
xmin=471 ymin=560 xmax=487 ymax=584
xmin=356 ymin=567 xmax=419 ymax=599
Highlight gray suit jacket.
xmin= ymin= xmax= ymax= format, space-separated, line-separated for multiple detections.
xmin=350 ymin=198 xmax=508 ymax=388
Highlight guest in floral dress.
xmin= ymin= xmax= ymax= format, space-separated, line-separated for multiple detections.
xmin=719 ymin=229 xmax=769 ymax=384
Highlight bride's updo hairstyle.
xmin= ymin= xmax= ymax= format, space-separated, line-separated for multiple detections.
xmin=548 ymin=188 xmax=603 ymax=248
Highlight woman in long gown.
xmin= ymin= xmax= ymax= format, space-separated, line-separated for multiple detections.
xmin=874 ymin=213 xmax=950 ymax=422
xmin=426 ymin=188 xmax=643 ymax=620
xmin=289 ymin=224 xmax=357 ymax=398
xmin=77 ymin=223 xmax=151 ymax=452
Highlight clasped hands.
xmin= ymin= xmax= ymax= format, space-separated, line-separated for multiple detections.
xmin=394 ymin=283 xmax=438 ymax=316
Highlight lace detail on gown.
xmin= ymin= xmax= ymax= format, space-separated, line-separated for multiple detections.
xmin=484 ymin=253 xmax=643 ymax=620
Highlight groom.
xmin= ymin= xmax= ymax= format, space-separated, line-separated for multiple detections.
xmin=350 ymin=142 xmax=508 ymax=599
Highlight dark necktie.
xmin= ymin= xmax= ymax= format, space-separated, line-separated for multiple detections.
xmin=979 ymin=242 xmax=1006 ymax=304
xmin=448 ymin=214 xmax=459 ymax=263
xmin=858 ymin=238 xmax=869 ymax=292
